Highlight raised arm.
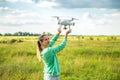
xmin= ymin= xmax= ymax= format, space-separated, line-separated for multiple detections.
xmin=48 ymin=27 xmax=61 ymax=47
xmin=43 ymin=29 xmax=72 ymax=58
xmin=50 ymin=29 xmax=72 ymax=54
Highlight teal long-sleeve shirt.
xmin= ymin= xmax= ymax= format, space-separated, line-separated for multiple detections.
xmin=41 ymin=35 xmax=67 ymax=76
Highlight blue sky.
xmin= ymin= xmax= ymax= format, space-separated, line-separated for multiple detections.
xmin=0 ymin=0 xmax=120 ymax=35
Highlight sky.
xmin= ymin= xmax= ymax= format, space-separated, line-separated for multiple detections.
xmin=0 ymin=0 xmax=120 ymax=35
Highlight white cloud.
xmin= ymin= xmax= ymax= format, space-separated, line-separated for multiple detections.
xmin=0 ymin=8 xmax=52 ymax=26
xmin=6 ymin=0 xmax=18 ymax=3
xmin=0 ymin=2 xmax=120 ymax=35
xmin=96 ymin=12 xmax=120 ymax=25
xmin=11 ymin=9 xmax=26 ymax=14
xmin=7 ymin=0 xmax=33 ymax=3
xmin=37 ymin=1 xmax=59 ymax=8
xmin=96 ymin=19 xmax=107 ymax=25
xmin=82 ymin=12 xmax=96 ymax=27
xmin=0 ymin=7 xmax=10 ymax=11
xmin=22 ymin=0 xmax=33 ymax=3
xmin=82 ymin=12 xmax=92 ymax=20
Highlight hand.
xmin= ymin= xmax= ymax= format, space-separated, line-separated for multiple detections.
xmin=65 ymin=29 xmax=72 ymax=40
xmin=56 ymin=27 xmax=62 ymax=36
xmin=57 ymin=27 xmax=62 ymax=34
xmin=66 ymin=29 xmax=72 ymax=35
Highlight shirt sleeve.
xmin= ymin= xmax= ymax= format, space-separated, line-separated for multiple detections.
xmin=48 ymin=35 xmax=59 ymax=47
xmin=42 ymin=39 xmax=67 ymax=59
xmin=50 ymin=39 xmax=67 ymax=54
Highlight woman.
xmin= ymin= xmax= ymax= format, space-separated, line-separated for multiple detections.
xmin=37 ymin=27 xmax=71 ymax=80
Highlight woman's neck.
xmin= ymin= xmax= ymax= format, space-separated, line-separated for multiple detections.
xmin=41 ymin=45 xmax=48 ymax=50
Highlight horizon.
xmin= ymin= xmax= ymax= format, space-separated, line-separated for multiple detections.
xmin=0 ymin=31 xmax=120 ymax=36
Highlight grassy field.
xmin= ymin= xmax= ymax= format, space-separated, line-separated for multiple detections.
xmin=0 ymin=36 xmax=120 ymax=80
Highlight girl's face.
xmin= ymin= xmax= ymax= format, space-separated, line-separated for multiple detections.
xmin=41 ymin=35 xmax=50 ymax=47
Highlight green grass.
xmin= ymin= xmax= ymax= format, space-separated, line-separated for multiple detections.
xmin=0 ymin=36 xmax=120 ymax=80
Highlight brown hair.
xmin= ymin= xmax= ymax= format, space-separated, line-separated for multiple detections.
xmin=37 ymin=34 xmax=47 ymax=61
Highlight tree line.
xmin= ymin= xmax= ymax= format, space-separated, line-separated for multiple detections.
xmin=0 ymin=32 xmax=53 ymax=36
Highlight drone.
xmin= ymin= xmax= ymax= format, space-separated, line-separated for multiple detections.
xmin=52 ymin=16 xmax=78 ymax=29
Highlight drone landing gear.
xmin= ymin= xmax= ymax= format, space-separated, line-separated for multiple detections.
xmin=73 ymin=23 xmax=75 ymax=26
xmin=63 ymin=26 xmax=67 ymax=30
xmin=68 ymin=26 xmax=71 ymax=29
xmin=63 ymin=26 xmax=71 ymax=30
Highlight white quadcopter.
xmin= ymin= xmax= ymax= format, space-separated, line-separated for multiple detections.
xmin=53 ymin=16 xmax=78 ymax=29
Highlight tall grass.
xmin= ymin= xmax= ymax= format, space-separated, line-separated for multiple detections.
xmin=0 ymin=36 xmax=120 ymax=80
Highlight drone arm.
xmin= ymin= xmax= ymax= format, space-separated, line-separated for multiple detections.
xmin=68 ymin=20 xmax=73 ymax=22
xmin=58 ymin=21 xmax=61 ymax=24
xmin=56 ymin=17 xmax=59 ymax=20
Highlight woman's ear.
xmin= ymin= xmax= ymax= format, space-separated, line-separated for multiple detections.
xmin=40 ymin=41 xmax=42 ymax=44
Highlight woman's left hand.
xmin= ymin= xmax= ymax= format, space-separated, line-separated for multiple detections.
xmin=57 ymin=27 xmax=62 ymax=33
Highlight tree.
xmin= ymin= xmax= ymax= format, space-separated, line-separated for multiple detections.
xmin=47 ymin=32 xmax=53 ymax=36
xmin=13 ymin=32 xmax=22 ymax=36
xmin=4 ymin=33 xmax=12 ymax=36
xmin=0 ymin=33 xmax=2 ymax=36
xmin=2 ymin=32 xmax=50 ymax=36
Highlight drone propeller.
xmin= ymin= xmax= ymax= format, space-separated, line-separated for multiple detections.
xmin=52 ymin=16 xmax=59 ymax=20
xmin=72 ymin=18 xmax=79 ymax=20
xmin=52 ymin=16 xmax=58 ymax=18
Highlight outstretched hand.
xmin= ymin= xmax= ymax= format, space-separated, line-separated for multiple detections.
xmin=57 ymin=27 xmax=62 ymax=34
xmin=65 ymin=29 xmax=72 ymax=40
xmin=66 ymin=29 xmax=72 ymax=35
xmin=57 ymin=27 xmax=62 ymax=36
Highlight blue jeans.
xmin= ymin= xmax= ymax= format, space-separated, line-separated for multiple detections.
xmin=44 ymin=75 xmax=60 ymax=80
